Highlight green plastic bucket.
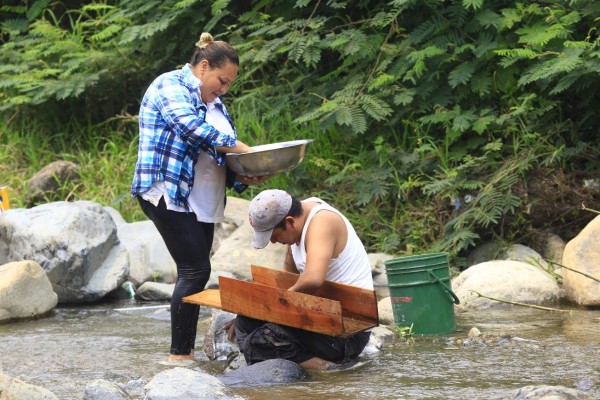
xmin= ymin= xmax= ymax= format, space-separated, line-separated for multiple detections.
xmin=384 ymin=252 xmax=459 ymax=335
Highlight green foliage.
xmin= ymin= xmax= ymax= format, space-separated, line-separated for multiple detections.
xmin=1 ymin=0 xmax=600 ymax=257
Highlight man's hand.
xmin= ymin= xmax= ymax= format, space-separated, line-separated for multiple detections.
xmin=223 ymin=318 xmax=236 ymax=341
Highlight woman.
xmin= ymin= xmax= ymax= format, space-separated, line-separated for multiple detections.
xmin=131 ymin=32 xmax=266 ymax=362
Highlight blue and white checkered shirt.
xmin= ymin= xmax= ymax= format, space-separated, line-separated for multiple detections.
xmin=131 ymin=64 xmax=238 ymax=208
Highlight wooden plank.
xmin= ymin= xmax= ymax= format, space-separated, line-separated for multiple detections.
xmin=251 ymin=264 xmax=379 ymax=325
xmin=342 ymin=317 xmax=375 ymax=338
xmin=183 ymin=289 xmax=222 ymax=309
xmin=219 ymin=276 xmax=346 ymax=336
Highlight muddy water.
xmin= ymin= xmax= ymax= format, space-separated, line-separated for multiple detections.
xmin=1 ymin=299 xmax=598 ymax=399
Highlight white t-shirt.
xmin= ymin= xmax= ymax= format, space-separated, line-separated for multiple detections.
xmin=291 ymin=197 xmax=374 ymax=290
xmin=140 ymin=99 xmax=230 ymax=223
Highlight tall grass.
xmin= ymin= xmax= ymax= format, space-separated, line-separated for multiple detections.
xmin=0 ymin=117 xmax=144 ymax=222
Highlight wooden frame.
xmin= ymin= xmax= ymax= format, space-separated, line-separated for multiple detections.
xmin=183 ymin=265 xmax=378 ymax=337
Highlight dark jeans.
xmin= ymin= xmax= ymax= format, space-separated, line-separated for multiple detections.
xmin=235 ymin=315 xmax=371 ymax=365
xmin=137 ymin=196 xmax=213 ymax=355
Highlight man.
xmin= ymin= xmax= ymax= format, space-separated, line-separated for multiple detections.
xmin=232 ymin=189 xmax=374 ymax=370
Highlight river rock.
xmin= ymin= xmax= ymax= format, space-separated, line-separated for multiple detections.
xmin=0 ymin=260 xmax=58 ymax=322
xmin=203 ymin=309 xmax=238 ymax=361
xmin=562 ymin=215 xmax=600 ymax=306
xmin=511 ymin=385 xmax=594 ymax=399
xmin=144 ymin=367 xmax=241 ymax=400
xmin=219 ymin=358 xmax=307 ymax=387
xmin=117 ymin=220 xmax=176 ymax=285
xmin=25 ymin=160 xmax=80 ymax=206
xmin=0 ymin=201 xmax=128 ymax=303
xmin=452 ymin=260 xmax=561 ymax=310
xmin=0 ymin=373 xmax=58 ymax=399
xmin=377 ymin=296 xmax=394 ymax=325
xmin=134 ymin=281 xmax=174 ymax=301
xmin=84 ymin=379 xmax=132 ymax=400
xmin=210 ymin=219 xmax=286 ymax=281
xmin=502 ymin=244 xmax=548 ymax=270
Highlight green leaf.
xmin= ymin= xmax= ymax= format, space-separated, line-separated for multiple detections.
xmin=394 ymin=88 xmax=416 ymax=105
xmin=462 ymin=0 xmax=483 ymax=10
xmin=448 ymin=62 xmax=475 ymax=88
xmin=27 ymin=0 xmax=50 ymax=21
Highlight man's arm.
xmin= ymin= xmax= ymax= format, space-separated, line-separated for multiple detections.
xmin=283 ymin=246 xmax=299 ymax=274
xmin=287 ymin=210 xmax=342 ymax=294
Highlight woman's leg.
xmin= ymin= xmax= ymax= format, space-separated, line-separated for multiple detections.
xmin=138 ymin=197 xmax=214 ymax=357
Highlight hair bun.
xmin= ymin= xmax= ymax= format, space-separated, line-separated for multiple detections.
xmin=195 ymin=32 xmax=214 ymax=49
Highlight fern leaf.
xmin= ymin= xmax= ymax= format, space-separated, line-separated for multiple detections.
xmin=27 ymin=0 xmax=49 ymax=21
xmin=475 ymin=9 xmax=501 ymax=29
xmin=516 ymin=22 xmax=565 ymax=48
xmin=210 ymin=0 xmax=230 ymax=15
xmin=549 ymin=72 xmax=580 ymax=95
xmin=448 ymin=62 xmax=475 ymax=88
xmin=393 ymin=88 xmax=416 ymax=105
xmin=359 ymin=94 xmax=392 ymax=121
xmin=1 ymin=18 xmax=29 ymax=34
xmin=462 ymin=0 xmax=483 ymax=10
xmin=90 ymin=24 xmax=122 ymax=42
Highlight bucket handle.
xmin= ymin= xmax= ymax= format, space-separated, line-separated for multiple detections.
xmin=427 ymin=269 xmax=460 ymax=305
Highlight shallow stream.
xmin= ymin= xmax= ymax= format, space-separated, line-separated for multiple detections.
xmin=1 ymin=299 xmax=598 ymax=399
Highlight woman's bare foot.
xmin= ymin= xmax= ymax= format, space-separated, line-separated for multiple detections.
xmin=167 ymin=354 xmax=193 ymax=362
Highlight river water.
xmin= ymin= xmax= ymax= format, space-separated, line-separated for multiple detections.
xmin=1 ymin=298 xmax=598 ymax=399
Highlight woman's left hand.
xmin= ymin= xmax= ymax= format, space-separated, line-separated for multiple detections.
xmin=237 ymin=175 xmax=270 ymax=185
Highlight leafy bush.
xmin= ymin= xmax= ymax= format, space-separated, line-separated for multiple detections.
xmin=2 ymin=0 xmax=599 ymax=256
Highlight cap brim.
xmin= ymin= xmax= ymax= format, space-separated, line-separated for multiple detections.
xmin=252 ymin=229 xmax=274 ymax=249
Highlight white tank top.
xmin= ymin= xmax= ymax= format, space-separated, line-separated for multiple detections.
xmin=291 ymin=197 xmax=373 ymax=290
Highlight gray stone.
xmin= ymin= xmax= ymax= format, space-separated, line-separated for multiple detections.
xmin=0 ymin=260 xmax=57 ymax=322
xmin=135 ymin=281 xmax=174 ymax=301
xmin=219 ymin=359 xmax=307 ymax=387
xmin=502 ymin=244 xmax=548 ymax=271
xmin=144 ymin=367 xmax=240 ymax=400
xmin=452 ymin=260 xmax=561 ymax=310
xmin=117 ymin=220 xmax=176 ymax=285
xmin=0 ymin=373 xmax=58 ymax=399
xmin=0 ymin=201 xmax=128 ymax=303
xmin=203 ymin=309 xmax=238 ymax=361
xmin=210 ymin=219 xmax=286 ymax=281
xmin=25 ymin=160 xmax=80 ymax=206
xmin=465 ymin=242 xmax=502 ymax=267
xmin=511 ymin=385 xmax=594 ymax=399
xmin=84 ymin=379 xmax=132 ymax=400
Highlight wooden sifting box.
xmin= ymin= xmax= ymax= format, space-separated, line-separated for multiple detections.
xmin=183 ymin=264 xmax=379 ymax=337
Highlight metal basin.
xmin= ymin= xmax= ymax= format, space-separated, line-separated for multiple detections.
xmin=226 ymin=139 xmax=313 ymax=177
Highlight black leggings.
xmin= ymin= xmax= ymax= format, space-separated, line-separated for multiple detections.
xmin=137 ymin=196 xmax=214 ymax=355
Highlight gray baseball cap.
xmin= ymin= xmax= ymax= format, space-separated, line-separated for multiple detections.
xmin=249 ymin=189 xmax=292 ymax=249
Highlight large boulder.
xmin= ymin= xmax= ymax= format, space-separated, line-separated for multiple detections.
xmin=0 ymin=260 xmax=58 ymax=322
xmin=211 ymin=215 xmax=286 ymax=281
xmin=452 ymin=260 xmax=561 ymax=310
xmin=117 ymin=220 xmax=177 ymax=285
xmin=562 ymin=215 xmax=600 ymax=306
xmin=0 ymin=201 xmax=128 ymax=303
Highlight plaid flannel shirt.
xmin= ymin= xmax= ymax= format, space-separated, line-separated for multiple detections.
xmin=131 ymin=64 xmax=241 ymax=208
